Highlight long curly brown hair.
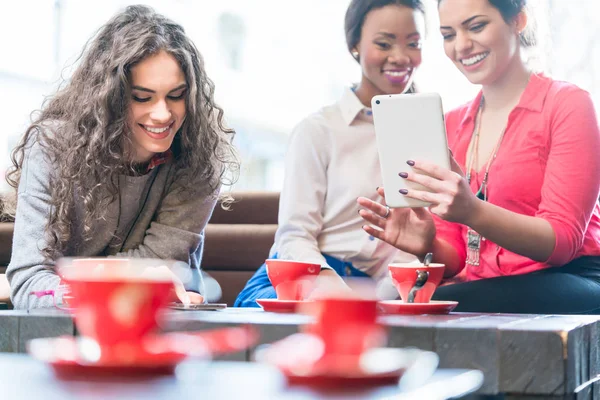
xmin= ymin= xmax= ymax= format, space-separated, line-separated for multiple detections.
xmin=4 ymin=5 xmax=239 ymax=259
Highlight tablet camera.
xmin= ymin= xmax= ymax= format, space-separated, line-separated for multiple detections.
xmin=375 ymin=100 xmax=380 ymax=105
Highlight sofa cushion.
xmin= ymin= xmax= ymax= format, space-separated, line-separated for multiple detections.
xmin=0 ymin=223 xmax=13 ymax=268
xmin=202 ymin=224 xmax=276 ymax=271
xmin=211 ymin=192 xmax=279 ymax=225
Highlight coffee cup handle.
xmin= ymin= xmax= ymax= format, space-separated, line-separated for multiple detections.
xmin=406 ymin=270 xmax=429 ymax=303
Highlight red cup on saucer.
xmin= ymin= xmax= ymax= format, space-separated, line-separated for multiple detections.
xmin=304 ymin=297 xmax=386 ymax=360
xmin=388 ymin=263 xmax=445 ymax=303
xmin=58 ymin=258 xmax=177 ymax=355
xmin=265 ymin=259 xmax=320 ymax=301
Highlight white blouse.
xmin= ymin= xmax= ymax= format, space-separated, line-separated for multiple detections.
xmin=273 ymin=87 xmax=416 ymax=280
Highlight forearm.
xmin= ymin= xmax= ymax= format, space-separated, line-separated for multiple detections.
xmin=428 ymin=236 xmax=463 ymax=278
xmin=467 ymin=200 xmax=556 ymax=262
xmin=275 ymin=221 xmax=329 ymax=269
xmin=276 ymin=235 xmax=332 ymax=270
xmin=7 ymin=267 xmax=61 ymax=309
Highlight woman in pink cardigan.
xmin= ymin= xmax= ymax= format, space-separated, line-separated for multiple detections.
xmin=358 ymin=0 xmax=600 ymax=313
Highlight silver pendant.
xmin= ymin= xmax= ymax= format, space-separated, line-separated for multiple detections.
xmin=466 ymin=229 xmax=481 ymax=266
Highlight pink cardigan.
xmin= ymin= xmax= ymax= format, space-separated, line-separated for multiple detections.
xmin=436 ymin=73 xmax=600 ymax=280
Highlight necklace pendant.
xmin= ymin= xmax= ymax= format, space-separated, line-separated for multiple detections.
xmin=466 ymin=229 xmax=482 ymax=266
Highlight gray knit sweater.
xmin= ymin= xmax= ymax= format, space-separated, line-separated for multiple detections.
xmin=7 ymin=133 xmax=218 ymax=309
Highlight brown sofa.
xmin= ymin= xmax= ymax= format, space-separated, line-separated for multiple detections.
xmin=0 ymin=191 xmax=278 ymax=306
xmin=0 ymin=223 xmax=13 ymax=304
xmin=0 ymin=223 xmax=12 ymax=273
xmin=203 ymin=191 xmax=279 ymax=305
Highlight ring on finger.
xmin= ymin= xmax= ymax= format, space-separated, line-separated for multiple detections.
xmin=382 ymin=205 xmax=390 ymax=219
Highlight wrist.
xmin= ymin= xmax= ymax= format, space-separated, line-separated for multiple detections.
xmin=463 ymin=197 xmax=485 ymax=228
xmin=417 ymin=235 xmax=439 ymax=261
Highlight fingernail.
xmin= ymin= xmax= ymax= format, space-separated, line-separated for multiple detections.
xmin=399 ymin=189 xmax=408 ymax=195
xmin=407 ymin=160 xmax=415 ymax=166
xmin=398 ymin=172 xmax=408 ymax=178
xmin=376 ymin=186 xmax=379 ymax=191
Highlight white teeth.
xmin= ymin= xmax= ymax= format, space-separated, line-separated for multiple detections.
xmin=384 ymin=70 xmax=409 ymax=77
xmin=144 ymin=125 xmax=170 ymax=133
xmin=461 ymin=52 xmax=489 ymax=66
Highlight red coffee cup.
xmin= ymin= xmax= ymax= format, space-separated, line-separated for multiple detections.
xmin=388 ymin=263 xmax=445 ymax=303
xmin=265 ymin=259 xmax=320 ymax=300
xmin=58 ymin=258 xmax=176 ymax=349
xmin=304 ymin=297 xmax=385 ymax=359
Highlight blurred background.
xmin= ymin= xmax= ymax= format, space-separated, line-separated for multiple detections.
xmin=1 ymin=0 xmax=599 ymax=193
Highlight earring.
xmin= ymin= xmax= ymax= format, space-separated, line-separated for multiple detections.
xmin=351 ymin=50 xmax=359 ymax=60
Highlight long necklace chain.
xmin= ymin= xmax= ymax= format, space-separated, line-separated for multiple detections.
xmin=466 ymin=99 xmax=507 ymax=201
xmin=464 ymin=98 xmax=508 ymax=266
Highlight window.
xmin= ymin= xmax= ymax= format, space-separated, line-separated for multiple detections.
xmin=0 ymin=0 xmax=597 ymax=193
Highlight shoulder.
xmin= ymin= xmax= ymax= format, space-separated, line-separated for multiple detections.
xmin=164 ymin=160 xmax=219 ymax=201
xmin=546 ymin=77 xmax=589 ymax=96
xmin=291 ymin=102 xmax=342 ymax=138
xmin=537 ymin=78 xmax=600 ymax=146
xmin=17 ymin=122 xmax=67 ymax=194
xmin=545 ymin=78 xmax=594 ymax=111
xmin=287 ymin=104 xmax=346 ymax=157
xmin=538 ymin=77 xmax=598 ymax=134
xmin=23 ymin=120 xmax=67 ymax=155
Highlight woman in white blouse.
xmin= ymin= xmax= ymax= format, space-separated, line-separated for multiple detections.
xmin=235 ymin=0 xmax=426 ymax=307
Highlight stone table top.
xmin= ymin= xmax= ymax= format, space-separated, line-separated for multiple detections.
xmin=1 ymin=308 xmax=599 ymax=398
xmin=0 ymin=353 xmax=484 ymax=400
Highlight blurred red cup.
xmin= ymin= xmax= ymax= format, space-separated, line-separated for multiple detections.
xmin=304 ymin=297 xmax=385 ymax=359
xmin=388 ymin=263 xmax=445 ymax=303
xmin=265 ymin=259 xmax=320 ymax=301
xmin=58 ymin=258 xmax=179 ymax=351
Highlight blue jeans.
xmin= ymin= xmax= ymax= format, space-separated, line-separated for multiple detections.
xmin=233 ymin=253 xmax=369 ymax=308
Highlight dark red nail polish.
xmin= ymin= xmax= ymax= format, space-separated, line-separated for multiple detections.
xmin=399 ymin=172 xmax=408 ymax=178
xmin=399 ymin=189 xmax=408 ymax=195
xmin=407 ymin=160 xmax=415 ymax=166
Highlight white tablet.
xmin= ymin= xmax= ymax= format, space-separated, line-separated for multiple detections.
xmin=371 ymin=92 xmax=450 ymax=208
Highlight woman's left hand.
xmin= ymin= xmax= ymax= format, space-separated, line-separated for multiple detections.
xmin=142 ymin=265 xmax=204 ymax=305
xmin=186 ymin=291 xmax=205 ymax=304
xmin=402 ymin=156 xmax=479 ymax=224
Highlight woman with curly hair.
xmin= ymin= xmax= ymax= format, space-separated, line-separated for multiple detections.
xmin=4 ymin=5 xmax=239 ymax=309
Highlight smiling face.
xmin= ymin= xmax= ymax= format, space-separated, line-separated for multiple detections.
xmin=438 ymin=0 xmax=525 ymax=85
xmin=127 ymin=50 xmax=187 ymax=163
xmin=354 ymin=4 xmax=425 ymax=104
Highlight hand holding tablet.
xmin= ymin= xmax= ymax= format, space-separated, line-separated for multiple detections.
xmin=371 ymin=93 xmax=451 ymax=208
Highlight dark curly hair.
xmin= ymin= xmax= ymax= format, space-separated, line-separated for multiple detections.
xmin=5 ymin=5 xmax=240 ymax=259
